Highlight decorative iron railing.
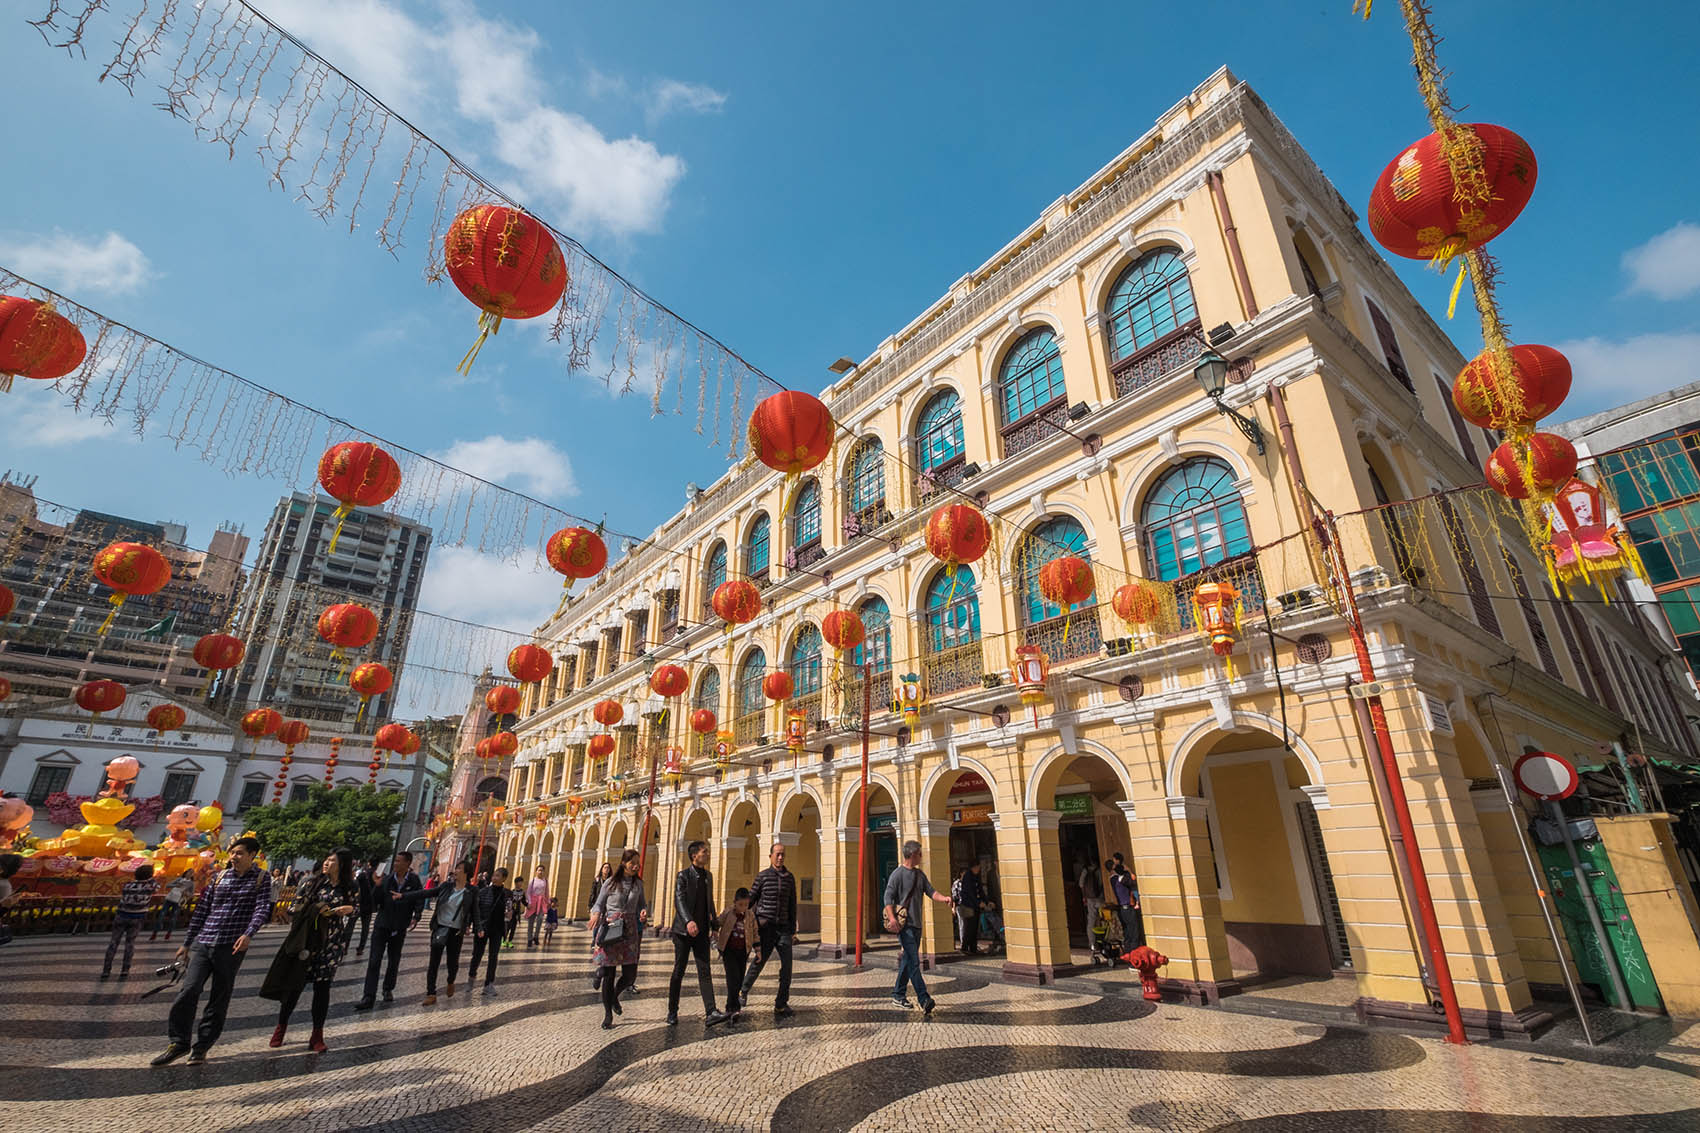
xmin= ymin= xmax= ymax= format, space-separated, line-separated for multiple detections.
xmin=1021 ymin=609 xmax=1103 ymax=664
xmin=1172 ymin=555 xmax=1266 ymax=632
xmin=923 ymin=640 xmax=985 ymax=695
xmin=1000 ymin=401 xmax=1071 ymax=458
xmin=1111 ymin=321 xmax=1205 ymax=398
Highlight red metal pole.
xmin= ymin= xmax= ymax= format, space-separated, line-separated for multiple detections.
xmin=854 ymin=663 xmax=871 ymax=967
xmin=1324 ymin=509 xmax=1468 ymax=1044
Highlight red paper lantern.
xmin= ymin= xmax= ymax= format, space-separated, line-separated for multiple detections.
xmin=317 ymin=603 xmax=379 ymax=652
xmin=374 ymin=722 xmax=411 ymax=752
xmin=487 ymin=731 xmax=519 ymax=758
xmin=486 ymin=684 xmax=521 ymax=716
xmin=1038 ymin=555 xmax=1095 ymax=609
xmin=1111 ymin=582 xmax=1163 ymax=629
xmin=1368 ymin=124 xmax=1537 ymax=263
xmin=690 ymin=708 xmax=718 ymax=735
xmin=91 ymin=541 xmax=171 ymax=634
xmin=1485 ymin=433 xmax=1577 ymax=500
xmin=317 ymin=442 xmax=402 ymax=553
xmin=349 ymin=662 xmax=393 ymax=699
xmin=241 ymin=707 xmax=282 ymax=740
xmin=649 ymin=664 xmax=689 ymax=698
xmin=748 ymin=391 xmax=835 ymax=475
xmin=276 ymin=719 xmax=311 ymax=754
xmin=507 ymin=643 xmax=554 ymax=683
xmin=545 ymin=526 xmax=608 ymax=584
xmin=1544 ymin=477 xmax=1646 ymax=593
xmin=75 ymin=679 xmax=126 ymax=719
xmin=926 ymin=504 xmax=992 ymax=571
xmin=1453 ymin=344 xmax=1571 ymax=432
xmin=147 ymin=704 xmax=186 ymax=733
xmin=0 ymin=581 xmax=12 ymax=621
xmin=762 ymin=671 xmax=793 ymax=701
xmin=475 ymin=737 xmax=492 ymax=762
xmin=587 ymin=733 xmax=616 ymax=761
xmin=0 ymin=675 xmax=10 ymax=703
xmin=592 ymin=698 xmax=624 ymax=727
xmin=712 ymin=580 xmax=762 ymax=627
xmin=192 ymin=633 xmax=246 ymax=672
xmin=444 ymin=204 xmax=568 ymax=374
xmin=397 ymin=731 xmax=421 ymax=757
xmin=821 ymin=609 xmax=866 ymax=652
xmin=0 ymin=296 xmax=86 ymax=392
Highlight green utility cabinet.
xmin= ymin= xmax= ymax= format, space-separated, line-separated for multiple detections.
xmin=1536 ymin=831 xmax=1662 ymax=1011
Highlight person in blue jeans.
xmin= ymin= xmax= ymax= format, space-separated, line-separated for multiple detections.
xmin=882 ymin=840 xmax=954 ymax=1017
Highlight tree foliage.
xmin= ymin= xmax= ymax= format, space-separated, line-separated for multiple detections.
xmin=238 ymin=785 xmax=404 ymax=866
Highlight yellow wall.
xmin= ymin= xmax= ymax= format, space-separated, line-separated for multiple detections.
xmin=1208 ymin=759 xmax=1306 ymax=926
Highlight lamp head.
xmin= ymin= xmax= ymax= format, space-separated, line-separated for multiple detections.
xmin=1193 ymin=350 xmax=1230 ymax=399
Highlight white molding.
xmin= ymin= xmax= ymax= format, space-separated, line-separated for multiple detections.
xmin=1023 ymin=808 xmax=1061 ymax=831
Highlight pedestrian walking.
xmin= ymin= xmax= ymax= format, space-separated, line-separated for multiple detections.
xmin=883 ymin=839 xmax=952 ymax=1016
xmin=354 ymin=851 xmax=427 ymax=1009
xmin=1108 ymin=853 xmax=1144 ymax=950
xmin=353 ymin=857 xmax=378 ymax=956
xmin=588 ymin=861 xmax=615 ymax=990
xmin=739 ymin=842 xmax=798 ymax=1018
xmin=467 ymin=866 xmax=512 ymax=995
xmin=261 ymin=847 xmax=358 ymax=1053
xmin=421 ymin=861 xmax=474 ymax=1004
xmin=665 ymin=840 xmax=729 ymax=1028
xmin=504 ymin=885 xmax=523 ymax=948
xmin=956 ymin=861 xmax=984 ymax=956
xmin=525 ymin=866 xmax=549 ymax=947
xmin=152 ymin=836 xmax=273 ymax=1066
xmin=1079 ymin=858 xmax=1104 ymax=951
xmin=589 ymin=849 xmax=649 ymax=1029
xmin=714 ymin=887 xmax=755 ymax=1019
xmin=102 ymin=862 xmax=156 ymax=979
xmin=544 ymin=898 xmax=559 ymax=946
xmin=149 ymin=871 xmax=192 ymax=941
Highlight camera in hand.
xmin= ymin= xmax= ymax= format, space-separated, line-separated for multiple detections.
xmin=155 ymin=960 xmax=186 ymax=982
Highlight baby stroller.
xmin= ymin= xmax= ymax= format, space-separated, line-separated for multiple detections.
xmin=1090 ymin=907 xmax=1124 ymax=966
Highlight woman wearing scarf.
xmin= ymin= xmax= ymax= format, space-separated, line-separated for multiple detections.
xmin=261 ymin=846 xmax=358 ymax=1053
xmin=588 ymin=849 xmax=649 ymax=1029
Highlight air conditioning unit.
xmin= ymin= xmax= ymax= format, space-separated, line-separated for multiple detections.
xmin=1275 ymin=586 xmax=1322 ymax=613
xmin=1351 ymin=565 xmax=1391 ymax=592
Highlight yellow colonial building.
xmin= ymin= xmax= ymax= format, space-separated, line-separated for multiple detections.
xmin=495 ymin=69 xmax=1697 ymax=1036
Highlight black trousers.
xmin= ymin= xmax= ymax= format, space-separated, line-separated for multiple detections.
xmin=1117 ymin=906 xmax=1145 ymax=950
xmin=739 ymin=925 xmax=792 ymax=1009
xmin=361 ymin=923 xmax=407 ymax=1001
xmin=958 ymin=905 xmax=981 ymax=953
xmin=277 ymin=979 xmax=332 ymax=1031
xmin=427 ymin=931 xmax=464 ymax=994
xmin=468 ymin=930 xmax=501 ymax=985
xmin=722 ymin=946 xmax=748 ymax=1011
xmin=356 ymin=910 xmax=373 ymax=952
xmin=168 ymin=940 xmax=246 ymax=1052
xmin=667 ymin=932 xmax=717 ymax=1016
xmin=600 ymin=962 xmax=637 ymax=1017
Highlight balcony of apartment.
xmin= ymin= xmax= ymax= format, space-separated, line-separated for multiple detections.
xmin=1110 ymin=320 xmax=1205 ymax=399
xmin=787 ymin=539 xmax=826 ymax=573
xmin=914 ymin=456 xmax=969 ymax=505
xmin=1021 ymin=608 xmax=1103 ymax=665
xmin=922 ymin=639 xmax=985 ymax=696
xmin=732 ymin=707 xmax=765 ymax=749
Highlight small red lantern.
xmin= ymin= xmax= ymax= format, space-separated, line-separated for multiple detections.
xmin=487 ymin=731 xmax=519 ymax=759
xmin=0 ymin=675 xmax=10 ymax=703
xmin=1111 ymin=582 xmax=1163 ymax=633
xmin=375 ymin=722 xmax=411 ymax=752
xmin=486 ymin=684 xmax=521 ymax=716
xmin=507 ymin=643 xmax=554 ymax=684
xmin=821 ymin=609 xmax=866 ymax=652
xmin=241 ymin=707 xmax=282 ymax=750
xmin=75 ymin=679 xmax=126 ymax=721
xmin=1038 ymin=555 xmax=1095 ymax=609
xmin=317 ymin=603 xmax=379 ymax=660
xmin=649 ymin=664 xmax=689 ymax=699
xmin=276 ymin=719 xmax=311 ymax=754
xmin=588 ymin=733 xmax=616 ymax=761
xmin=762 ymin=670 xmax=793 ymax=702
xmin=444 ymin=204 xmax=568 ymax=374
xmin=1485 ymin=433 xmax=1577 ymax=501
xmin=317 ymin=441 xmax=402 ymax=553
xmin=1191 ymin=581 xmax=1242 ymax=677
xmin=712 ymin=580 xmax=763 ymax=627
xmin=91 ymin=541 xmax=172 ymax=634
xmin=748 ymin=391 xmax=835 ymax=475
xmin=1368 ymin=123 xmax=1537 ymax=264
xmin=545 ymin=526 xmax=608 ymax=584
xmin=475 ymin=737 xmax=492 ymax=762
xmin=1012 ymin=644 xmax=1050 ymax=726
xmin=147 ymin=703 xmax=186 ymax=734
xmin=192 ymin=633 xmax=245 ymax=673
xmin=1543 ymin=478 xmax=1647 ymax=594
xmin=349 ymin=662 xmax=393 ymax=702
xmin=592 ymin=698 xmax=624 ymax=727
xmin=0 ymin=581 xmax=12 ymax=621
xmin=690 ymin=708 xmax=718 ymax=735
xmin=1452 ymin=344 xmax=1571 ymax=433
xmin=926 ymin=504 xmax=991 ymax=572
xmin=0 ymin=296 xmax=86 ymax=392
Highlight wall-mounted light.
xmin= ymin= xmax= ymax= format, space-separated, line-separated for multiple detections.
xmin=1193 ymin=350 xmax=1265 ymax=455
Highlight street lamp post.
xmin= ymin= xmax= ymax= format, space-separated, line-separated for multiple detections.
xmin=1193 ymin=350 xmax=1266 ymax=455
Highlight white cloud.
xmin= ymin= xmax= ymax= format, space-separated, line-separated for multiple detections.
xmin=646 ymin=80 xmax=728 ymax=121
xmin=417 ymin=546 xmax=565 ymax=633
xmin=432 ymin=435 xmax=578 ymax=499
xmin=0 ymin=386 xmax=137 ymax=447
xmin=268 ymin=0 xmax=687 ymax=235
xmin=0 ymin=230 xmax=153 ymax=296
xmin=1554 ymin=332 xmax=1700 ymax=408
xmin=1623 ymin=223 xmax=1700 ymax=301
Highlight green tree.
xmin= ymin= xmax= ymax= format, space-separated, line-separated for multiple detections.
xmin=239 ymin=785 xmax=404 ymax=866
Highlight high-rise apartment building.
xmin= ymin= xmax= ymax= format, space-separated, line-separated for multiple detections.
xmin=227 ymin=493 xmax=431 ymax=732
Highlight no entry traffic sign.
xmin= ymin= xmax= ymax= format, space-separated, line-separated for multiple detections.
xmin=1512 ymin=751 xmax=1579 ymax=801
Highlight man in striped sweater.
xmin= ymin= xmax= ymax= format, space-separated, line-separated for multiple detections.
xmin=737 ymin=843 xmax=798 ymax=1018
xmin=103 ymin=862 xmax=156 ymax=979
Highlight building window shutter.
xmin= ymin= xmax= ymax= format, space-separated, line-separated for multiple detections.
xmin=1365 ymin=299 xmax=1414 ymax=392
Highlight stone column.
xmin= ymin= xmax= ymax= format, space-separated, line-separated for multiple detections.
xmin=820 ymin=824 xmax=860 ymax=959
xmin=917 ymin=818 xmax=953 ymax=967
xmin=1002 ymin=809 xmax=1064 ymax=983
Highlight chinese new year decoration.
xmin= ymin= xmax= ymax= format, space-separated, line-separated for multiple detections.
xmin=1038 ymin=553 xmax=1095 ymax=641
xmin=444 ymin=204 xmax=568 ymax=374
xmin=1191 ymin=581 xmax=1242 ymax=679
xmin=101 ymin=755 xmax=140 ymax=799
xmin=146 ymin=703 xmax=186 ymax=738
xmin=893 ymin=672 xmax=923 ymax=731
xmin=587 ymin=733 xmax=615 ymax=761
xmin=91 ymin=541 xmax=171 ymax=635
xmin=713 ymin=730 xmax=734 ymax=767
xmin=1012 ymin=644 xmax=1051 ymax=726
xmin=662 ymin=746 xmax=684 ymax=787
xmin=1452 ymin=344 xmax=1570 ymax=438
xmin=1111 ymin=581 xmax=1164 ymax=640
xmin=317 ymin=441 xmax=402 ymax=553
xmin=545 ymin=525 xmax=608 ymax=585
xmin=712 ymin=579 xmax=762 ymax=628
xmin=761 ymin=670 xmax=793 ymax=703
xmin=821 ymin=609 xmax=865 ymax=653
xmin=0 ymin=675 xmax=10 ymax=704
xmin=324 ymin=736 xmax=343 ymax=785
xmin=487 ymin=731 xmax=519 ymax=759
xmin=507 ymin=643 xmax=553 ymax=684
xmin=1485 ymin=433 xmax=1576 ymax=501
xmin=486 ymin=684 xmax=521 ymax=717
xmin=374 ymin=722 xmax=411 ymax=756
xmin=592 ymin=698 xmax=624 ymax=727
xmin=191 ymin=632 xmax=245 ymax=696
xmin=649 ymin=664 xmax=689 ymax=698
xmin=1543 ymin=478 xmax=1646 ymax=596
xmin=276 ymin=719 xmax=310 ymax=754
xmin=926 ymin=503 xmax=991 ymax=574
xmin=475 ymin=737 xmax=492 ymax=763
xmin=396 ymin=730 xmax=421 ymax=758
xmin=748 ymin=390 xmax=835 ymax=475
xmin=691 ymin=708 xmax=718 ymax=735
xmin=317 ymin=602 xmax=379 ymax=667
xmin=786 ymin=709 xmax=806 ymax=756
xmin=75 ymin=679 xmax=126 ymax=721
xmin=0 ymin=296 xmax=86 ymax=393
xmin=0 ymin=581 xmax=13 ymax=622
xmin=241 ymin=707 xmax=282 ymax=753
xmin=349 ymin=661 xmax=393 ymax=725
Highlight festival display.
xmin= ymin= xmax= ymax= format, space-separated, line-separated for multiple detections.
xmin=748 ymin=391 xmax=835 ymax=475
xmin=712 ymin=579 xmax=762 ymax=627
xmin=0 ymin=581 xmax=13 ymax=622
xmin=276 ymin=720 xmax=311 ymax=754
xmin=317 ymin=441 xmax=402 ymax=552
xmin=444 ymin=204 xmax=568 ymax=374
xmin=926 ymin=503 xmax=991 ymax=574
xmin=74 ymin=679 xmax=126 ymax=721
xmin=588 ymin=733 xmax=615 ymax=761
xmin=145 ymin=703 xmax=186 ymax=737
xmin=349 ymin=662 xmax=394 ymax=724
xmin=486 ymin=684 xmax=522 ymax=717
xmin=690 ymin=708 xmax=718 ymax=736
xmin=663 ymin=746 xmax=685 ymax=787
xmin=1111 ymin=581 xmax=1165 ymax=641
xmin=1012 ymin=645 xmax=1051 ymax=726
xmin=1484 ymin=433 xmax=1577 ymax=500
xmin=90 ymin=541 xmax=171 ymax=634
xmin=0 ymin=295 xmax=86 ymax=392
xmin=1543 ymin=478 xmax=1647 ymax=595
xmin=821 ymin=609 xmax=866 ymax=653
xmin=0 ymin=675 xmax=9 ymax=704
xmin=240 ymin=707 xmax=283 ymax=753
xmin=786 ymin=709 xmax=807 ymax=756
xmin=545 ymin=526 xmax=608 ymax=585
xmin=317 ymin=602 xmax=379 ymax=665
xmin=508 ymin=643 xmax=554 ymax=684
xmin=191 ymin=632 xmax=246 ymax=695
xmin=487 ymin=731 xmax=519 ymax=759
xmin=1192 ymin=581 xmax=1242 ymax=679
xmin=893 ymin=672 xmax=923 ymax=731
xmin=649 ymin=664 xmax=689 ymax=699
xmin=592 ymin=698 xmax=624 ymax=727
xmin=1452 ymin=344 xmax=1571 ymax=435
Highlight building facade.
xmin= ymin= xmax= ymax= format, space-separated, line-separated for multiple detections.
xmin=493 ymin=70 xmax=1699 ymax=1034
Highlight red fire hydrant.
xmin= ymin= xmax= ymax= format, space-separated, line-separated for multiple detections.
xmin=1122 ymin=944 xmax=1168 ymax=1001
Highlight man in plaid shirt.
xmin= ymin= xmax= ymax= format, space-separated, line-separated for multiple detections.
xmin=153 ymin=836 xmax=273 ymax=1066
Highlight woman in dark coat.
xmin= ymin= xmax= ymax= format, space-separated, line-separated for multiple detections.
xmin=262 ymin=846 xmax=358 ymax=1053
xmin=588 ymin=849 xmax=649 ymax=1029
xmin=422 ymin=860 xmax=474 ymax=1004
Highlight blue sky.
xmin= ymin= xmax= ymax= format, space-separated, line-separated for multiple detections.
xmin=2 ymin=0 xmax=1697 ymax=641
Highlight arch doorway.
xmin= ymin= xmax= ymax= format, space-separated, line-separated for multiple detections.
xmin=572 ymin=824 xmax=602 ymax=923
xmin=840 ymin=781 xmax=900 ymax=941
xmin=723 ymin=798 xmax=763 ymax=909
xmin=549 ymin=828 xmax=575 ymax=916
xmin=1037 ymin=753 xmax=1135 ymax=959
xmin=777 ymin=791 xmax=823 ymax=934
xmin=925 ymin=766 xmax=1002 ymax=953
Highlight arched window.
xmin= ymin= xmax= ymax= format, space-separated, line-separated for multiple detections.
xmin=694 ymin=668 xmax=720 ymax=713
xmin=746 ymin=513 xmax=770 ymax=580
xmin=846 ymin=438 xmax=886 ymax=531
xmin=1141 ymin=457 xmax=1252 ymax=579
xmin=1019 ymin=516 xmax=1092 ymax=624
xmin=997 ymin=328 xmax=1067 ymax=438
xmin=703 ymin=540 xmax=727 ymax=610
xmin=923 ymin=567 xmax=982 ymax=693
xmin=790 ymin=480 xmax=822 ymax=568
xmin=788 ymin=624 xmax=823 ymax=697
xmin=853 ymin=597 xmax=892 ymax=673
xmin=1106 ymin=249 xmax=1198 ymax=364
xmin=915 ymin=389 xmax=966 ymax=474
xmin=737 ymin=648 xmax=767 ymax=720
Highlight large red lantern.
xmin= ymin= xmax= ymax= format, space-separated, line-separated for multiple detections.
xmin=926 ymin=504 xmax=991 ymax=572
xmin=762 ymin=670 xmax=793 ymax=702
xmin=0 ymin=296 xmax=86 ymax=392
xmin=486 ymin=684 xmax=521 ymax=716
xmin=1038 ymin=555 xmax=1095 ymax=609
xmin=147 ymin=703 xmax=187 ymax=734
xmin=444 ymin=204 xmax=568 ymax=374
xmin=75 ymin=679 xmax=126 ymax=721
xmin=649 ymin=664 xmax=689 ymax=698
xmin=587 ymin=733 xmax=616 ymax=761
xmin=317 ymin=442 xmax=402 ymax=553
xmin=475 ymin=737 xmax=492 ymax=762
xmin=712 ymin=580 xmax=762 ymax=627
xmin=0 ymin=675 xmax=10 ymax=703
xmin=592 ymin=698 xmax=624 ymax=727
xmin=690 ymin=708 xmax=718 ymax=735
xmin=507 ymin=643 xmax=554 ymax=684
xmin=1368 ymin=124 xmax=1537 ymax=265
xmin=192 ymin=633 xmax=245 ymax=673
xmin=0 ymin=581 xmax=13 ymax=621
xmin=544 ymin=526 xmax=607 ymax=585
xmin=1111 ymin=582 xmax=1163 ymax=632
xmin=487 ymin=731 xmax=519 ymax=759
xmin=349 ymin=662 xmax=393 ymax=725
xmin=374 ymin=722 xmax=411 ymax=752
xmin=317 ymin=602 xmax=379 ymax=660
xmin=91 ymin=541 xmax=171 ymax=634
xmin=1452 ymin=344 xmax=1571 ymax=433
xmin=276 ymin=719 xmax=311 ymax=754
xmin=821 ymin=609 xmax=866 ymax=652
xmin=1485 ymin=433 xmax=1576 ymax=500
xmin=748 ymin=391 xmax=835 ymax=475
xmin=1544 ymin=477 xmax=1646 ymax=594
xmin=397 ymin=731 xmax=421 ymax=757
xmin=241 ymin=707 xmax=282 ymax=746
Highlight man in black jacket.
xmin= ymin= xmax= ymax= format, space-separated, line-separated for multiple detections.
xmin=467 ymin=867 xmax=511 ymax=995
xmin=355 ymin=852 xmax=426 ymax=1009
xmin=738 ymin=842 xmax=798 ymax=1017
xmin=666 ymin=840 xmax=729 ymax=1027
xmin=354 ymin=858 xmax=377 ymax=956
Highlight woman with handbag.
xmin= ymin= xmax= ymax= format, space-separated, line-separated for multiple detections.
xmin=260 ymin=846 xmax=358 ymax=1053
xmin=423 ymin=861 xmax=474 ymax=1005
xmin=588 ymin=849 xmax=649 ymax=1029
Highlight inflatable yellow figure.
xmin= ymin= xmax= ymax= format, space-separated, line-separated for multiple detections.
xmin=36 ymin=797 xmax=147 ymax=858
